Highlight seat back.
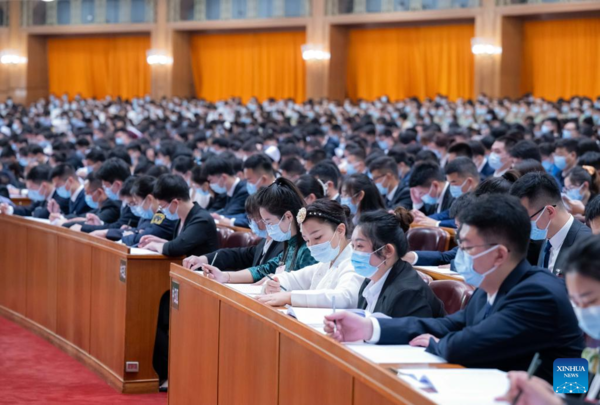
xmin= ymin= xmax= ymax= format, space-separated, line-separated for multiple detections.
xmin=223 ymin=232 xmax=256 ymax=249
xmin=416 ymin=271 xmax=433 ymax=285
xmin=429 ymin=280 xmax=474 ymax=315
xmin=406 ymin=227 xmax=450 ymax=252
xmin=217 ymin=227 xmax=234 ymax=249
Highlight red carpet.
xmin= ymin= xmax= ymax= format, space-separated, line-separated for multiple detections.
xmin=0 ymin=316 xmax=167 ymax=405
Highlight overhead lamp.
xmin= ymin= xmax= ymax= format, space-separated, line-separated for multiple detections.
xmin=146 ymin=49 xmax=173 ymax=66
xmin=301 ymin=44 xmax=331 ymax=61
xmin=471 ymin=38 xmax=502 ymax=56
xmin=0 ymin=50 xmax=27 ymax=65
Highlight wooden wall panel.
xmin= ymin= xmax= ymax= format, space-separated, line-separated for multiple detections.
xmin=0 ymin=222 xmax=27 ymax=314
xmin=26 ymin=227 xmax=57 ymax=332
xmin=354 ymin=379 xmax=399 ymax=405
xmin=218 ymin=302 xmax=278 ymax=405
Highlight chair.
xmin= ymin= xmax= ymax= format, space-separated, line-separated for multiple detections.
xmin=217 ymin=227 xmax=234 ymax=249
xmin=429 ymin=280 xmax=474 ymax=315
xmin=406 ymin=227 xmax=450 ymax=252
xmin=416 ymin=270 xmax=433 ymax=285
xmin=223 ymin=232 xmax=256 ymax=249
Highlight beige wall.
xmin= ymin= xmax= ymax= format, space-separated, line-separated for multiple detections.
xmin=3 ymin=0 xmax=600 ymax=102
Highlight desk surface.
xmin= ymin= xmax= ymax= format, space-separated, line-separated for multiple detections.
xmin=0 ymin=214 xmax=178 ymax=393
xmin=169 ymin=264 xmax=458 ymax=405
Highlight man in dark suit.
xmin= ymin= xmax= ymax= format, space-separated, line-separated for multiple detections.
xmin=369 ymin=156 xmax=412 ymax=210
xmin=409 ymin=160 xmax=454 ymax=216
xmin=511 ymin=171 xmax=593 ymax=276
xmin=325 ymin=194 xmax=584 ymax=383
xmin=468 ymin=140 xmax=495 ymax=180
xmin=50 ymin=163 xmax=91 ymax=217
xmin=203 ymin=156 xmax=249 ymax=228
xmin=309 ymin=160 xmax=342 ymax=203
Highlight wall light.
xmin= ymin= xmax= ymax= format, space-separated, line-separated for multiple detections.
xmin=0 ymin=50 xmax=27 ymax=65
xmin=146 ymin=49 xmax=173 ymax=66
xmin=301 ymin=44 xmax=331 ymax=61
xmin=471 ymin=38 xmax=502 ymax=56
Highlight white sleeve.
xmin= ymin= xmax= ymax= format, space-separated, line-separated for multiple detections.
xmin=7 ymin=205 xmax=14 ymax=215
xmin=277 ymin=263 xmax=318 ymax=291
xmin=411 ymin=252 xmax=419 ymax=265
xmin=366 ymin=317 xmax=381 ymax=343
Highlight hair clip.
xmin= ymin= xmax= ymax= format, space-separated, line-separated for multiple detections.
xmin=297 ymin=207 xmax=307 ymax=224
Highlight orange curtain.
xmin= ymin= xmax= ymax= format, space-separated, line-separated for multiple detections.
xmin=47 ymin=36 xmax=150 ymax=99
xmin=521 ymin=18 xmax=600 ymax=100
xmin=190 ymin=31 xmax=306 ymax=102
xmin=346 ymin=24 xmax=474 ymax=101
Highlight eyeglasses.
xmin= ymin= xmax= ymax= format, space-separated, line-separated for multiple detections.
xmin=529 ymin=204 xmax=556 ymax=219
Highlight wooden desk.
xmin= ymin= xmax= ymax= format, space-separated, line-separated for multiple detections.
xmin=11 ymin=196 xmax=31 ymax=206
xmin=415 ymin=265 xmax=465 ymax=282
xmin=169 ymin=264 xmax=448 ymax=405
xmin=0 ymin=215 xmax=179 ymax=393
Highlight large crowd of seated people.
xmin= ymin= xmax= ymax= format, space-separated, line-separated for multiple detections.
xmin=2 ymin=93 xmax=600 ymax=403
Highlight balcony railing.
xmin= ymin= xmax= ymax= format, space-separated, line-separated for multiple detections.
xmin=497 ymin=0 xmax=596 ymax=5
xmin=327 ymin=0 xmax=480 ymax=14
xmin=22 ymin=0 xmax=155 ymax=26
xmin=169 ymin=0 xmax=310 ymax=22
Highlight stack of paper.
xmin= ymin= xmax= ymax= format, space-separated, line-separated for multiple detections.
xmin=286 ymin=307 xmax=338 ymax=334
xmin=397 ymin=368 xmax=509 ymax=405
xmin=416 ymin=266 xmax=464 ymax=280
xmin=129 ymin=247 xmax=162 ymax=255
xmin=225 ymin=284 xmax=263 ymax=296
xmin=24 ymin=217 xmax=51 ymax=224
xmin=346 ymin=344 xmax=446 ymax=364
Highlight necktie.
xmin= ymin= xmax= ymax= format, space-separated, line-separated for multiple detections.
xmin=542 ymin=240 xmax=553 ymax=269
xmin=483 ymin=302 xmax=493 ymax=319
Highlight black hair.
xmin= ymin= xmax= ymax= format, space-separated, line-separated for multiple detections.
xmin=495 ymin=136 xmax=518 ymax=151
xmin=107 ymin=147 xmax=132 ymax=166
xmin=509 ymin=140 xmax=542 ymax=162
xmin=309 ymin=160 xmax=341 ymax=188
xmin=564 ymin=236 xmax=600 ymax=280
xmin=50 ymin=163 xmax=76 ymax=181
xmin=510 ymin=171 xmax=562 ymax=208
xmin=467 ymin=141 xmax=486 ymax=157
xmin=203 ymin=156 xmax=235 ymax=177
xmin=357 ymin=209 xmax=413 ymax=259
xmin=538 ymin=142 xmax=555 ymax=158
xmin=458 ymin=194 xmax=530 ymax=259
xmin=130 ymin=175 xmax=156 ymax=199
xmin=368 ymin=156 xmax=399 ymax=180
xmin=342 ymin=173 xmax=386 ymax=215
xmin=303 ymin=199 xmax=351 ymax=237
xmin=28 ymin=144 xmax=44 ymax=156
xmin=585 ymin=195 xmax=600 ymax=225
xmin=556 ymin=138 xmax=579 ymax=155
xmin=244 ymin=193 xmax=261 ymax=218
xmin=387 ymin=148 xmax=415 ymax=167
xmin=568 ymin=166 xmax=599 ymax=195
xmin=85 ymin=148 xmax=106 ymax=163
xmin=295 ymin=175 xmax=326 ymax=200
xmin=414 ymin=149 xmax=439 ymax=164
xmin=513 ymin=159 xmax=545 ymax=176
xmin=243 ymin=153 xmax=274 ymax=175
xmin=95 ymin=157 xmax=131 ymax=183
xmin=306 ymin=149 xmax=327 ymax=166
xmin=26 ymin=164 xmax=52 ymax=183
xmin=153 ymin=173 xmax=191 ymax=202
xmin=577 ymin=138 xmax=600 ymax=156
xmin=449 ymin=192 xmax=476 ymax=219
xmin=172 ymin=155 xmax=195 ymax=174
xmin=85 ymin=171 xmax=103 ymax=192
xmin=191 ymin=165 xmax=207 ymax=185
xmin=444 ymin=157 xmax=479 ymax=179
xmin=409 ymin=160 xmax=445 ymax=187
xmin=448 ymin=142 xmax=473 ymax=159
xmin=474 ymin=176 xmax=514 ymax=197
xmin=119 ymin=176 xmax=137 ymax=198
xmin=146 ymin=165 xmax=170 ymax=178
xmin=279 ymin=157 xmax=306 ymax=177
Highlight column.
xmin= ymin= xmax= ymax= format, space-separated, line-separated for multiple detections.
xmin=3 ymin=0 xmax=28 ymax=103
xmin=473 ymin=0 xmax=501 ymax=98
xmin=150 ymin=0 xmax=171 ymax=98
xmin=305 ymin=0 xmax=329 ymax=100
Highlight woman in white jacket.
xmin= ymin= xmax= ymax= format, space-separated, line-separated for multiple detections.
xmin=256 ymin=199 xmax=364 ymax=308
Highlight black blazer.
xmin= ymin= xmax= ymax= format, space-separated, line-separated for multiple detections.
xmin=162 ymin=202 xmax=219 ymax=257
xmin=386 ymin=186 xmax=412 ymax=210
xmin=62 ymin=199 xmax=121 ymax=229
xmin=14 ymin=191 xmax=70 ymax=219
xmin=205 ymin=238 xmax=284 ymax=271
xmin=216 ymin=180 xmax=249 ymax=218
xmin=81 ymin=204 xmax=139 ymax=233
xmin=420 ymin=185 xmax=454 ymax=216
xmin=537 ymin=219 xmax=593 ymax=276
xmin=357 ymin=260 xmax=446 ymax=319
xmin=68 ymin=190 xmax=92 ymax=217
xmin=479 ymin=161 xmax=495 ymax=179
xmin=376 ymin=260 xmax=585 ymax=383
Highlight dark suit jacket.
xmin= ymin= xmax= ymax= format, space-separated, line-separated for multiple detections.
xmin=420 ymin=185 xmax=454 ymax=217
xmin=205 ymin=238 xmax=284 ymax=271
xmin=357 ymin=260 xmax=446 ymax=318
xmin=479 ymin=161 xmax=495 ymax=179
xmin=162 ymin=202 xmax=219 ymax=257
xmin=80 ymin=204 xmax=139 ymax=233
xmin=216 ymin=180 xmax=249 ymax=226
xmin=63 ymin=199 xmax=121 ymax=229
xmin=386 ymin=186 xmax=412 ymax=210
xmin=377 ymin=260 xmax=585 ymax=383
xmin=14 ymin=191 xmax=70 ymax=219
xmin=415 ymin=246 xmax=458 ymax=267
xmin=119 ymin=212 xmax=177 ymax=246
xmin=429 ymin=209 xmax=456 ymax=229
xmin=537 ymin=219 xmax=593 ymax=276
xmin=66 ymin=190 xmax=92 ymax=217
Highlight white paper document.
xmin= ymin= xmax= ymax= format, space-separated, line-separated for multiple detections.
xmin=129 ymin=247 xmax=162 ymax=256
xmin=225 ymin=284 xmax=263 ymax=296
xmin=397 ymin=368 xmax=509 ymax=405
xmin=23 ymin=217 xmax=51 ymax=224
xmin=416 ymin=266 xmax=464 ymax=280
xmin=346 ymin=344 xmax=447 ymax=364
xmin=286 ymin=307 xmax=336 ymax=327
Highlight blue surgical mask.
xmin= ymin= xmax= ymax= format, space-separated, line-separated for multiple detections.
xmin=85 ymin=194 xmax=98 ymax=209
xmin=103 ymin=184 xmax=120 ymax=201
xmin=449 ymin=179 xmax=468 ymax=198
xmin=266 ymin=214 xmax=292 ymax=242
xmin=164 ymin=202 xmax=180 ymax=221
xmin=346 ymin=163 xmax=357 ymax=175
xmin=562 ymin=130 xmax=572 ymax=139
xmin=488 ymin=152 xmax=504 ymax=170
xmin=249 ymin=220 xmax=268 ymax=238
xmin=308 ymin=232 xmax=341 ymax=263
xmin=85 ymin=166 xmax=93 ymax=174
xmin=28 ymin=188 xmax=46 ymax=202
xmin=542 ymin=160 xmax=553 ymax=173
xmin=56 ymin=185 xmax=71 ymax=199
xmin=115 ymin=138 xmax=125 ymax=145
xmin=341 ymin=196 xmax=358 ymax=215
xmin=554 ymin=155 xmax=568 ymax=171
xmin=18 ymin=157 xmax=29 ymax=167
xmin=195 ymin=187 xmax=210 ymax=196
xmin=210 ymin=181 xmax=227 ymax=194
xmin=421 ymin=184 xmax=439 ymax=206
xmin=574 ymin=305 xmax=600 ymax=339
xmin=351 ymin=246 xmax=385 ymax=278
xmin=154 ymin=158 xmax=164 ymax=166
xmin=246 ymin=179 xmax=262 ymax=196
xmin=377 ymin=140 xmax=389 ymax=151
xmin=454 ymin=245 xmax=500 ymax=288
xmin=376 ymin=181 xmax=388 ymax=196
xmin=566 ymin=185 xmax=584 ymax=201
xmin=530 ymin=206 xmax=550 ymax=241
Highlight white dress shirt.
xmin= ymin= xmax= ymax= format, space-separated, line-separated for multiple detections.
xmin=436 ymin=182 xmax=450 ymax=214
xmin=361 ymin=268 xmax=392 ymax=313
xmin=275 ymin=243 xmax=364 ymax=308
xmin=548 ymin=215 xmax=574 ymax=272
xmin=386 ymin=185 xmax=399 ymax=204
xmin=226 ymin=177 xmax=240 ymax=198
xmin=71 ymin=184 xmax=84 ymax=203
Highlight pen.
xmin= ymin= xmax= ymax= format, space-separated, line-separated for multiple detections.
xmin=512 ymin=352 xmax=541 ymax=405
xmin=197 ymin=252 xmax=219 ymax=273
xmin=332 ymin=296 xmax=337 ymax=334
xmin=258 ymin=267 xmax=288 ymax=291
